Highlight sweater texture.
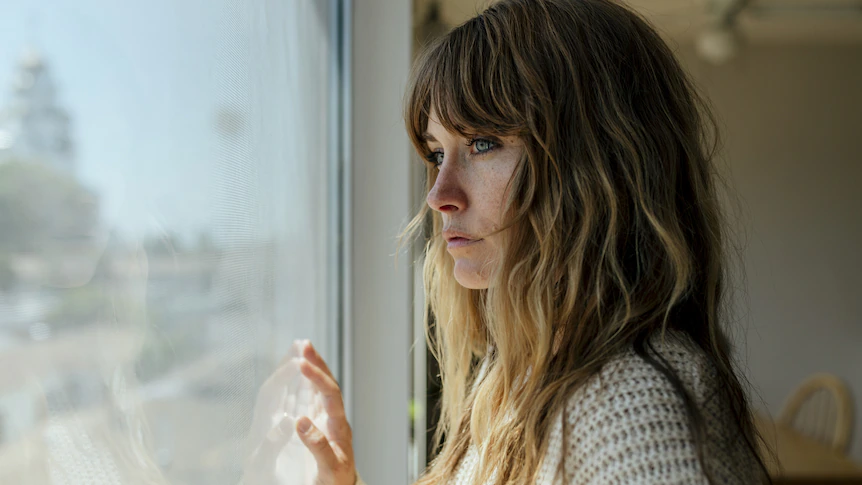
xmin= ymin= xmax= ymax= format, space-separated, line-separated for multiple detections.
xmin=358 ymin=331 xmax=762 ymax=484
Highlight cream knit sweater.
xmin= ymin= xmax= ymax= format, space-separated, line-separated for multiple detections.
xmin=357 ymin=332 xmax=762 ymax=484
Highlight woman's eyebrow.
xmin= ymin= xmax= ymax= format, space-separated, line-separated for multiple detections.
xmin=421 ymin=132 xmax=437 ymax=142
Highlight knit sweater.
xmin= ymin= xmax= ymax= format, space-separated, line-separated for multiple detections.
xmin=357 ymin=332 xmax=763 ymax=484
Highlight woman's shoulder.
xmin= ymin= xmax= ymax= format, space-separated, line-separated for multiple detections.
xmin=589 ymin=330 xmax=718 ymax=401
xmin=537 ymin=330 xmax=759 ymax=484
xmin=560 ymin=329 xmax=720 ymax=443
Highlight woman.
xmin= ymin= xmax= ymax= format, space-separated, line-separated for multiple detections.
xmin=285 ymin=0 xmax=771 ymax=483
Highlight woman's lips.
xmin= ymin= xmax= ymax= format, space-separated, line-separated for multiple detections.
xmin=447 ymin=237 xmax=482 ymax=249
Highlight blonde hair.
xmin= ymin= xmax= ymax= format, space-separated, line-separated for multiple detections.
xmin=399 ymin=0 xmax=769 ymax=483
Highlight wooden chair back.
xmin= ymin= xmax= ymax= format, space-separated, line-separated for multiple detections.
xmin=777 ymin=373 xmax=854 ymax=454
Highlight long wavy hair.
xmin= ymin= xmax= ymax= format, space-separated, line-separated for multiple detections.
xmin=400 ymin=0 xmax=771 ymax=483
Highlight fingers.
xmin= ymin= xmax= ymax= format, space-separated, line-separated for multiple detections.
xmin=260 ymin=340 xmax=323 ymax=396
xmin=275 ymin=339 xmax=306 ymax=368
xmin=298 ymin=341 xmax=342 ymax=419
xmin=265 ymin=340 xmax=314 ymax=392
xmin=253 ymin=340 xmax=332 ymax=430
xmin=256 ymin=361 xmax=301 ymax=411
xmin=298 ymin=358 xmax=346 ymax=420
xmin=297 ymin=358 xmax=354 ymax=463
xmin=291 ymin=368 xmax=316 ymax=417
xmin=295 ymin=416 xmax=341 ymax=475
xmin=301 ymin=340 xmax=336 ymax=381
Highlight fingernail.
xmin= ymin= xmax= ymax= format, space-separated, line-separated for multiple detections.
xmin=297 ymin=417 xmax=312 ymax=433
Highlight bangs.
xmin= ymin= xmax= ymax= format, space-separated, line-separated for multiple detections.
xmin=404 ymin=12 xmax=528 ymax=156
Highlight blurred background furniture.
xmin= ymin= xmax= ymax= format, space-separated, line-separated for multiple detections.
xmin=778 ymin=373 xmax=855 ymax=454
xmin=756 ymin=373 xmax=861 ymax=483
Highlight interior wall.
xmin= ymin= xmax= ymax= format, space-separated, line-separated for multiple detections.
xmin=676 ymin=42 xmax=862 ymax=460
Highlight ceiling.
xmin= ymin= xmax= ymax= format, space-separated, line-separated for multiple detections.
xmin=628 ymin=0 xmax=862 ymax=43
xmin=428 ymin=0 xmax=862 ymax=43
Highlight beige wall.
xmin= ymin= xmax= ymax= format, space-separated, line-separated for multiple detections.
xmin=676 ymin=43 xmax=862 ymax=459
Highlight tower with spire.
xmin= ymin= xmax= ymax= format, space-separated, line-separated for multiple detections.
xmin=0 ymin=48 xmax=76 ymax=175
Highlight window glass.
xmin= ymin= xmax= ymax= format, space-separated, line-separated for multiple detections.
xmin=0 ymin=1 xmax=340 ymax=483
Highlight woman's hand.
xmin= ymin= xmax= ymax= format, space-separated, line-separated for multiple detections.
xmin=293 ymin=340 xmax=357 ymax=485
xmin=240 ymin=340 xmax=356 ymax=485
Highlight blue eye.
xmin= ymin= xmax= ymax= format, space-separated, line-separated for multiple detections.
xmin=423 ymin=137 xmax=499 ymax=169
xmin=425 ymin=151 xmax=443 ymax=167
xmin=467 ymin=137 xmax=498 ymax=154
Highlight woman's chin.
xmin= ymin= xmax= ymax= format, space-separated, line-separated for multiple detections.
xmin=453 ymin=261 xmax=490 ymax=290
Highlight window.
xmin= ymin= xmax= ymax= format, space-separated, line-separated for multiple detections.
xmin=0 ymin=1 xmax=346 ymax=483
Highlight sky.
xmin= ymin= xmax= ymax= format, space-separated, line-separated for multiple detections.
xmin=0 ymin=0 xmax=242 ymax=242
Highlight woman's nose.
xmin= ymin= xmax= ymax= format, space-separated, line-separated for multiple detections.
xmin=426 ymin=164 xmax=465 ymax=213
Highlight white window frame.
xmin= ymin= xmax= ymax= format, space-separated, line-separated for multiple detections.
xmin=342 ymin=0 xmax=416 ymax=484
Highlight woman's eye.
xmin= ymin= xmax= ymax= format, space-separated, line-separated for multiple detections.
xmin=423 ymin=137 xmax=497 ymax=168
xmin=467 ymin=137 xmax=498 ymax=155
xmin=474 ymin=139 xmax=494 ymax=152
xmin=425 ymin=151 xmax=444 ymax=167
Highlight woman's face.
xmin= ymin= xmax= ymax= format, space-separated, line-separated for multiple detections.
xmin=424 ymin=109 xmax=524 ymax=289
